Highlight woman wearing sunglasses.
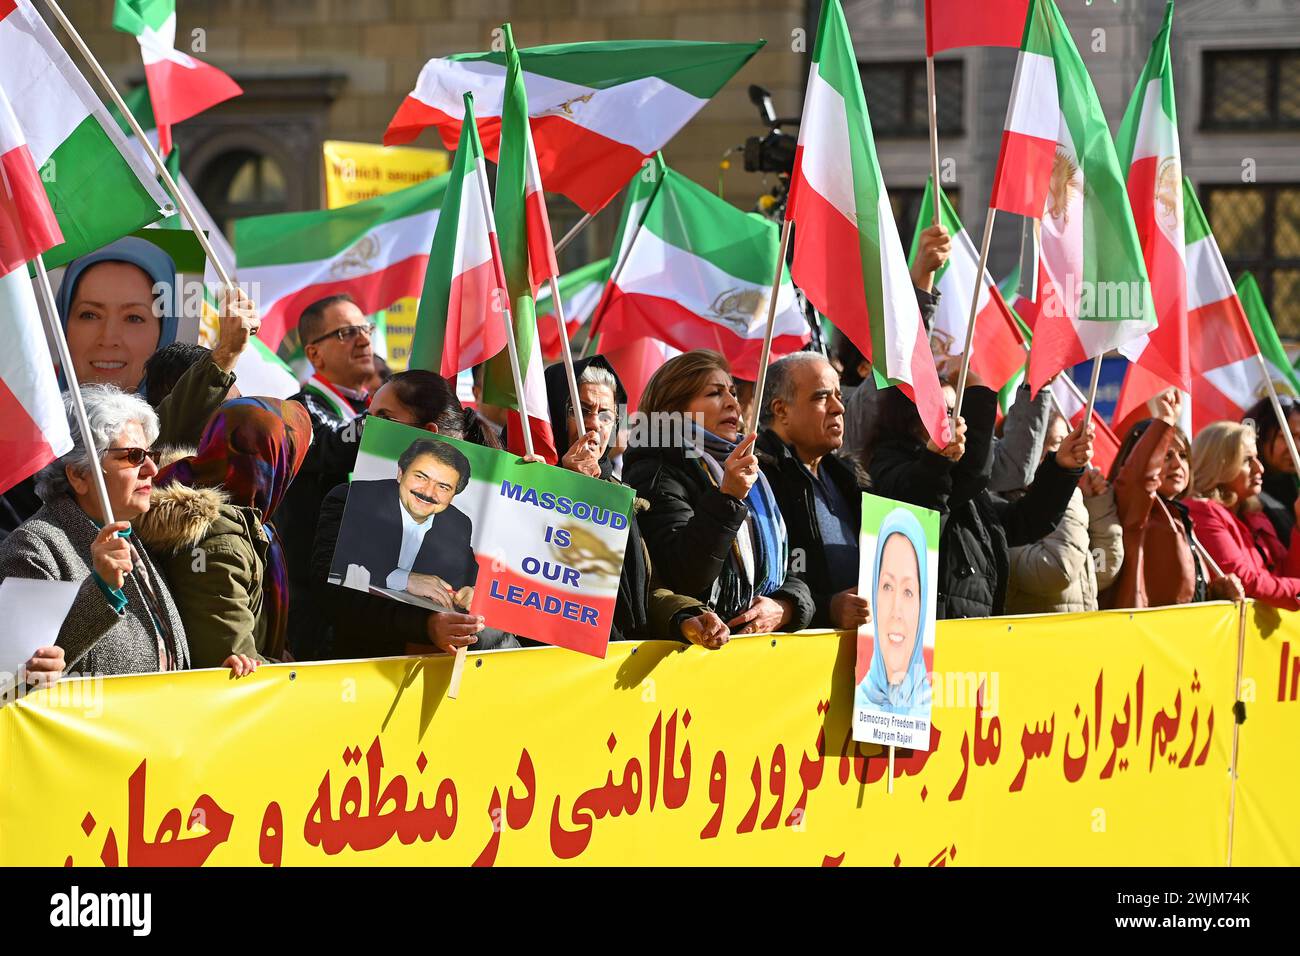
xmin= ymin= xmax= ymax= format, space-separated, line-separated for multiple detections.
xmin=0 ymin=385 xmax=190 ymax=677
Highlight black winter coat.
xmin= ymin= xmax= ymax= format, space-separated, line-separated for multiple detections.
xmin=755 ymin=429 xmax=863 ymax=628
xmin=622 ymin=444 xmax=815 ymax=630
xmin=868 ymin=387 xmax=1081 ymax=620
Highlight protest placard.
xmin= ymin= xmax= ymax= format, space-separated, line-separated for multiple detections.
xmin=328 ymin=417 xmax=633 ymax=657
xmin=853 ymin=493 xmax=940 ymax=751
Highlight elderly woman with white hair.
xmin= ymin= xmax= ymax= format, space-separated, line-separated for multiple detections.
xmin=0 ymin=385 xmax=196 ymax=677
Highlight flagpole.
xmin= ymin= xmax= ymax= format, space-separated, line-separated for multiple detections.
xmin=926 ymin=55 xmax=942 ymax=227
xmin=1082 ymin=353 xmax=1104 ymax=425
xmin=469 ymin=157 xmax=534 ymax=460
xmin=31 ymin=253 xmax=115 ymax=525
xmin=548 ymin=276 xmax=587 ymax=446
xmin=580 ymin=225 xmax=643 ymax=360
xmin=746 ymin=218 xmax=793 ymax=436
xmin=554 ymin=212 xmax=594 ymax=256
xmin=951 ymin=209 xmax=997 ymax=420
xmin=1255 ymin=354 xmax=1300 ymax=475
xmin=40 ymin=0 xmax=237 ymax=293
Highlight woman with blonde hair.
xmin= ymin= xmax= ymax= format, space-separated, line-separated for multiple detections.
xmin=622 ymin=350 xmax=814 ymax=635
xmin=1185 ymin=417 xmax=1300 ymax=609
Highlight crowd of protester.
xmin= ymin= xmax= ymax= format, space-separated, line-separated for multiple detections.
xmin=9 ymin=223 xmax=1300 ymax=691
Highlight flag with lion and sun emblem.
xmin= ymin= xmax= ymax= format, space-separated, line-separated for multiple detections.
xmin=987 ymin=0 xmax=1155 ymax=394
xmin=592 ymin=164 xmax=809 ymax=379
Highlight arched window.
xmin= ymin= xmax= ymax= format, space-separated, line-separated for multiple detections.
xmin=197 ymin=149 xmax=289 ymax=238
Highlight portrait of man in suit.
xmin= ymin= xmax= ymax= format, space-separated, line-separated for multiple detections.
xmin=331 ymin=438 xmax=479 ymax=603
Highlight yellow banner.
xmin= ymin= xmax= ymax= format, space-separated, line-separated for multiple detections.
xmin=1232 ymin=602 xmax=1300 ymax=865
xmin=321 ymin=140 xmax=449 ymax=372
xmin=1 ymin=602 xmax=1271 ymax=866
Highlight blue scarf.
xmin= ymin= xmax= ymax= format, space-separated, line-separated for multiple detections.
xmin=690 ymin=425 xmax=788 ymax=616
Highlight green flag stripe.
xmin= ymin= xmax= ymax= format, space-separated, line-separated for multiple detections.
xmin=1237 ymin=272 xmax=1300 ymax=394
xmin=410 ymin=97 xmax=483 ymax=373
xmin=112 ymin=0 xmax=174 ymax=36
xmin=448 ymin=40 xmax=764 ymax=98
xmin=234 ymin=175 xmax=447 ymax=267
xmin=639 ymin=170 xmax=788 ymax=286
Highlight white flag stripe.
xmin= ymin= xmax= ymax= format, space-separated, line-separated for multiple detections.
xmin=409 ymin=59 xmax=705 ymax=156
xmin=617 ymin=228 xmax=804 ymax=340
xmin=1004 ymin=51 xmax=1059 ymax=140
xmin=1185 ymin=235 xmax=1236 ymax=313
xmin=794 ymin=64 xmax=858 ymax=225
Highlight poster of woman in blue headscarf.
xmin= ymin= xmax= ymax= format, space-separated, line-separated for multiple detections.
xmin=853 ymin=495 xmax=939 ymax=751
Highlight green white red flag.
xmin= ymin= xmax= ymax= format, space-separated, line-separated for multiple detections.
xmin=233 ymin=175 xmax=446 ymax=357
xmin=384 ymin=38 xmax=762 ymax=214
xmin=595 ymin=166 xmax=809 ymax=378
xmin=112 ymin=0 xmax=241 ymax=155
xmin=481 ymin=24 xmax=558 ymax=465
xmin=988 ymin=0 xmax=1155 ymax=393
xmin=1181 ymin=184 xmax=1289 ymax=431
xmin=0 ymin=0 xmax=173 ymax=268
xmin=909 ymin=177 xmax=1026 ymax=392
xmin=535 ymin=256 xmax=609 ymax=361
xmin=1112 ymin=2 xmax=1190 ymax=434
xmin=0 ymin=82 xmax=72 ymax=493
xmin=786 ymin=0 xmax=948 ymax=445
xmin=409 ymin=93 xmax=509 ymax=379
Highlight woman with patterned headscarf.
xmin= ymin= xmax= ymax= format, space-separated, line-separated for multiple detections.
xmin=135 ymin=397 xmax=312 ymax=667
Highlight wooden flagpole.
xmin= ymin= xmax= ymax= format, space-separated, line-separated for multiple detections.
xmin=31 ymin=253 xmax=115 ymax=525
xmin=470 ymin=149 xmax=534 ymax=460
xmin=41 ymin=0 xmax=237 ymax=294
xmin=951 ymin=210 xmax=997 ymax=420
xmin=554 ymin=212 xmax=594 ymax=256
xmin=926 ymin=55 xmax=943 ymax=228
xmin=746 ymin=218 xmax=794 ymax=435
xmin=1082 ymin=353 xmax=1104 ymax=426
xmin=548 ymin=275 xmax=587 ymax=446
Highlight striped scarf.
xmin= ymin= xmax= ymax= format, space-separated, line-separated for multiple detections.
xmin=302 ymin=373 xmax=365 ymax=422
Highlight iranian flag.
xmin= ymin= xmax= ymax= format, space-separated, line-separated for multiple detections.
xmin=384 ymin=38 xmax=762 ymax=214
xmin=0 ymin=82 xmax=72 ymax=493
xmin=234 ymin=174 xmax=447 ymax=356
xmin=0 ymin=0 xmax=172 ymax=268
xmin=481 ymin=24 xmax=558 ymax=465
xmin=1236 ymin=273 xmax=1300 ymax=397
xmin=409 ymin=93 xmax=508 ymax=379
xmin=112 ymin=0 xmax=241 ymax=156
xmin=1112 ymin=1 xmax=1190 ymax=434
xmin=988 ymin=0 xmax=1155 ymax=394
xmin=595 ymin=167 xmax=809 ymax=379
xmin=926 ymin=0 xmax=1030 ymax=54
xmin=786 ymin=0 xmax=948 ymax=445
xmin=1181 ymin=184 xmax=1286 ymax=430
xmin=909 ymin=177 xmax=1026 ymax=392
xmin=535 ymin=257 xmax=609 ymax=361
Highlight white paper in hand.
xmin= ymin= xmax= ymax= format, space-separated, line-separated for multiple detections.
xmin=0 ymin=578 xmax=79 ymax=691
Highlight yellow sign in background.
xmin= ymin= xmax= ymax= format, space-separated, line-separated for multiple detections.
xmin=3 ymin=602 xmax=1284 ymax=867
xmin=322 ymin=140 xmax=449 ymax=372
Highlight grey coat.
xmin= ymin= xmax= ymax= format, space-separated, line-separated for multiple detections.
xmin=0 ymin=494 xmax=190 ymax=676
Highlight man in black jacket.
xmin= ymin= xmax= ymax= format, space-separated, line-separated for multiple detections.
xmin=757 ymin=352 xmax=872 ymax=631
xmin=869 ymin=385 xmax=1090 ymax=620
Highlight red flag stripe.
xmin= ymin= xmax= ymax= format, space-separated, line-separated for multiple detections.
xmin=925 ymin=0 xmax=1030 ymax=55
xmin=989 ymin=129 xmax=1057 ymax=218
xmin=441 ymin=256 xmax=507 ymax=379
xmin=385 ymin=98 xmax=643 ymax=215
xmin=0 ymin=141 xmax=62 ymax=275
xmin=597 ymin=286 xmax=812 ymax=382
xmin=0 ymin=375 xmax=57 ymax=495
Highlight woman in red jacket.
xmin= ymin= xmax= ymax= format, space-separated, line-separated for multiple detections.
xmin=1186 ymin=420 xmax=1300 ymax=610
xmin=1103 ymin=390 xmax=1241 ymax=608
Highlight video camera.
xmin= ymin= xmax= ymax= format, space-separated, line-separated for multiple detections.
xmin=741 ymin=85 xmax=799 ymax=176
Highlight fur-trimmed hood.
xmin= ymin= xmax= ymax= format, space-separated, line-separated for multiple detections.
xmin=134 ymin=481 xmax=232 ymax=554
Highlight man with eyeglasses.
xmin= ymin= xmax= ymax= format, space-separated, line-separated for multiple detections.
xmin=280 ymin=293 xmax=379 ymax=659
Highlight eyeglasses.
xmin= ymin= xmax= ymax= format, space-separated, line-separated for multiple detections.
xmin=308 ymin=322 xmax=376 ymax=346
xmin=570 ymin=403 xmax=617 ymax=427
xmin=104 ymin=447 xmax=161 ymax=467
